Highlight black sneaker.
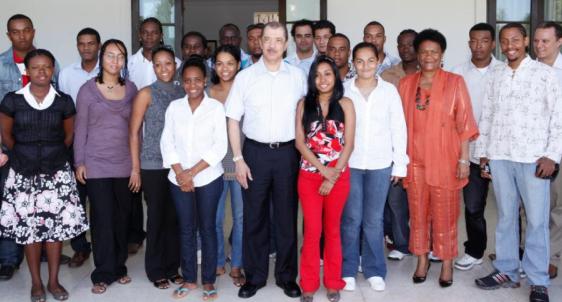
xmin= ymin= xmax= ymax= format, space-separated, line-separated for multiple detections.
xmin=530 ymin=286 xmax=549 ymax=302
xmin=475 ymin=270 xmax=520 ymax=289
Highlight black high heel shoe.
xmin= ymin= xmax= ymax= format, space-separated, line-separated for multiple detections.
xmin=412 ymin=262 xmax=431 ymax=283
xmin=439 ymin=266 xmax=453 ymax=287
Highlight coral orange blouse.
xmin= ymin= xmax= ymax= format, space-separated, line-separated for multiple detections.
xmin=398 ymin=69 xmax=479 ymax=190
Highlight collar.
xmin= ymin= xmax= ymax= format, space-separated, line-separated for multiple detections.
xmin=348 ymin=74 xmax=381 ymax=94
xmin=15 ymin=83 xmax=60 ymax=110
xmin=73 ymin=59 xmax=100 ymax=73
xmin=504 ymin=55 xmax=531 ymax=71
xmin=468 ymin=56 xmax=499 ymax=70
xmin=255 ymin=57 xmax=290 ymax=75
xmin=289 ymin=49 xmax=317 ymax=64
xmin=133 ymin=49 xmax=150 ymax=63
xmin=553 ymin=52 xmax=562 ymax=70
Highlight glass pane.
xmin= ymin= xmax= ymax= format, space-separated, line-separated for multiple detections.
xmin=496 ymin=0 xmax=530 ymax=22
xmin=163 ymin=26 xmax=175 ymax=49
xmin=494 ymin=22 xmax=531 ymax=61
xmin=545 ymin=0 xmax=562 ymax=21
xmin=140 ymin=0 xmax=175 ymax=23
xmin=286 ymin=0 xmax=320 ymax=22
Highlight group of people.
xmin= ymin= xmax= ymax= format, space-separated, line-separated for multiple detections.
xmin=0 ymin=12 xmax=560 ymax=302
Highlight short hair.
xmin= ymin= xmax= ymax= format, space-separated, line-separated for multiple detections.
xmin=219 ymin=23 xmax=241 ymax=37
xmin=151 ymin=45 xmax=176 ymax=62
xmin=469 ymin=23 xmax=495 ymax=39
xmin=24 ymin=48 xmax=55 ymax=69
xmin=329 ymin=33 xmax=350 ymax=48
xmin=181 ymin=55 xmax=207 ymax=79
xmin=499 ymin=22 xmax=527 ymax=38
xmin=7 ymin=14 xmax=33 ymax=31
xmin=181 ymin=31 xmax=207 ymax=48
xmin=264 ymin=21 xmax=288 ymax=41
xmin=313 ymin=20 xmax=336 ymax=36
xmin=397 ymin=29 xmax=418 ymax=42
xmin=211 ymin=45 xmax=241 ymax=84
xmin=77 ymin=27 xmax=101 ymax=43
xmin=97 ymin=39 xmax=128 ymax=85
xmin=413 ymin=28 xmax=447 ymax=52
xmin=536 ymin=21 xmax=562 ymax=39
xmin=291 ymin=19 xmax=314 ymax=38
xmin=352 ymin=42 xmax=379 ymax=61
xmin=364 ymin=21 xmax=385 ymax=34
xmin=140 ymin=17 xmax=163 ymax=33
xmin=246 ymin=23 xmax=265 ymax=34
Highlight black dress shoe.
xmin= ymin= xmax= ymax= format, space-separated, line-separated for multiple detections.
xmin=0 ymin=265 xmax=16 ymax=281
xmin=276 ymin=281 xmax=302 ymax=298
xmin=238 ymin=282 xmax=265 ymax=298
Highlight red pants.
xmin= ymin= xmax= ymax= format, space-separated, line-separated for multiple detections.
xmin=297 ymin=169 xmax=349 ymax=293
xmin=407 ymin=164 xmax=460 ymax=260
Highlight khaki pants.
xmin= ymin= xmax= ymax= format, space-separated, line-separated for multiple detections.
xmin=550 ymin=173 xmax=562 ymax=267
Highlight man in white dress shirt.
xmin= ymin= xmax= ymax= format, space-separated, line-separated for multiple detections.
xmin=285 ymin=19 xmax=316 ymax=77
xmin=475 ymin=23 xmax=562 ymax=302
xmin=451 ymin=23 xmax=499 ymax=271
xmin=533 ymin=21 xmax=562 ymax=280
xmin=226 ymin=21 xmax=306 ymax=299
xmin=58 ymin=27 xmax=101 ymax=268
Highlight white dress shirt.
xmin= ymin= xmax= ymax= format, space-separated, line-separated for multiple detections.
xmin=15 ymin=84 xmax=59 ymax=110
xmin=128 ymin=49 xmax=182 ymax=89
xmin=475 ymin=56 xmax=562 ymax=163
xmin=451 ymin=56 xmax=500 ymax=164
xmin=284 ymin=49 xmax=317 ymax=77
xmin=58 ymin=61 xmax=99 ymax=103
xmin=344 ymin=77 xmax=409 ymax=176
xmin=552 ymin=52 xmax=562 ymax=87
xmin=160 ymin=93 xmax=228 ymax=187
xmin=225 ymin=58 xmax=307 ymax=143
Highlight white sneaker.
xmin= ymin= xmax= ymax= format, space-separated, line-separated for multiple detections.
xmin=367 ymin=276 xmax=385 ymax=291
xmin=343 ymin=277 xmax=356 ymax=291
xmin=387 ymin=250 xmax=408 ymax=261
xmin=454 ymin=254 xmax=483 ymax=270
xmin=428 ymin=251 xmax=441 ymax=262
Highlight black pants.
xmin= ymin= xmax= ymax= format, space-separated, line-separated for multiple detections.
xmin=128 ymin=190 xmax=146 ymax=244
xmin=142 ymin=169 xmax=180 ymax=281
xmin=462 ymin=163 xmax=490 ymax=259
xmin=242 ymin=140 xmax=299 ymax=285
xmin=70 ymin=180 xmax=91 ymax=253
xmin=88 ymin=177 xmax=132 ymax=284
xmin=385 ymin=182 xmax=410 ymax=253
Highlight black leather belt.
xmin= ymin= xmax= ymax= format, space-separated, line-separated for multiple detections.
xmin=245 ymin=138 xmax=294 ymax=149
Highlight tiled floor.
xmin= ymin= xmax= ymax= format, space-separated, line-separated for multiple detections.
xmin=1 ymin=192 xmax=561 ymax=301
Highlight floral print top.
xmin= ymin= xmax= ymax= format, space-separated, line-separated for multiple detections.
xmin=300 ymin=119 xmax=345 ymax=173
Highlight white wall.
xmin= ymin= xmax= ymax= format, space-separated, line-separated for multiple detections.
xmin=0 ymin=0 xmax=132 ymax=68
xmin=184 ymin=0 xmax=277 ymax=48
xmin=328 ymin=0 xmax=488 ymax=68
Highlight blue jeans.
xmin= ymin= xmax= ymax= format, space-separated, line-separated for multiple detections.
xmin=490 ymin=160 xmax=550 ymax=286
xmin=0 ymin=159 xmax=23 ymax=267
xmin=216 ymin=179 xmax=243 ymax=268
xmin=170 ymin=176 xmax=222 ymax=284
xmin=341 ymin=167 xmax=391 ymax=279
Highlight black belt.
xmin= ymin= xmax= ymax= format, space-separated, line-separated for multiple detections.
xmin=245 ymin=138 xmax=294 ymax=149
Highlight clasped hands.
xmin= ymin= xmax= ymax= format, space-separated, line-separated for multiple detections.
xmin=176 ymin=169 xmax=195 ymax=192
xmin=319 ymin=167 xmax=342 ymax=196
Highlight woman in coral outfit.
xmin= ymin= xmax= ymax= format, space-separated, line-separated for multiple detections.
xmin=398 ymin=29 xmax=478 ymax=287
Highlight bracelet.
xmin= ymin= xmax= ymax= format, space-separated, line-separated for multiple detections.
xmin=233 ymin=155 xmax=244 ymax=162
xmin=458 ymin=159 xmax=470 ymax=166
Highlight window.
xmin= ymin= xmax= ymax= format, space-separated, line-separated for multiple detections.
xmin=131 ymin=0 xmax=183 ymax=54
xmin=488 ymin=0 xmax=562 ymax=58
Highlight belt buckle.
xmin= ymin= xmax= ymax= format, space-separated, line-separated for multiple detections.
xmin=269 ymin=142 xmax=280 ymax=149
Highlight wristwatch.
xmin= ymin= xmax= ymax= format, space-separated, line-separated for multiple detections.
xmin=233 ymin=155 xmax=244 ymax=162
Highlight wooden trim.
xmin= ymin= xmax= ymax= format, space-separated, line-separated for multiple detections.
xmin=320 ymin=0 xmax=327 ymax=20
xmin=175 ymin=0 xmax=183 ymax=55
xmin=486 ymin=0 xmax=496 ymax=28
xmin=279 ymin=0 xmax=286 ymax=24
xmin=131 ymin=0 xmax=140 ymax=53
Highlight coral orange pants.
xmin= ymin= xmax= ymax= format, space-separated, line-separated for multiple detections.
xmin=407 ymin=164 xmax=460 ymax=260
xmin=297 ymin=169 xmax=349 ymax=292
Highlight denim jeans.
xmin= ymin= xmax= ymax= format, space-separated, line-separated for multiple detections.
xmin=216 ymin=179 xmax=243 ymax=268
xmin=0 ymin=159 xmax=23 ymax=267
xmin=341 ymin=167 xmax=391 ymax=279
xmin=490 ymin=160 xmax=550 ymax=286
xmin=170 ymin=176 xmax=222 ymax=284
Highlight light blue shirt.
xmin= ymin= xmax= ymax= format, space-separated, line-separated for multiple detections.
xmin=58 ymin=60 xmax=99 ymax=103
xmin=376 ymin=52 xmax=401 ymax=75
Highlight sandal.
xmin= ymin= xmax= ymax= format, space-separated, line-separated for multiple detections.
xmin=173 ymin=286 xmax=192 ymax=299
xmin=169 ymin=274 xmax=184 ymax=285
xmin=202 ymin=289 xmax=218 ymax=301
xmin=216 ymin=266 xmax=226 ymax=276
xmin=229 ymin=271 xmax=246 ymax=287
xmin=91 ymin=282 xmax=107 ymax=294
xmin=153 ymin=279 xmax=170 ymax=289
xmin=30 ymin=286 xmax=46 ymax=302
xmin=117 ymin=275 xmax=132 ymax=285
xmin=48 ymin=286 xmax=69 ymax=301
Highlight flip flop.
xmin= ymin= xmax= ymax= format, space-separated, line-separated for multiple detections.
xmin=169 ymin=274 xmax=184 ymax=285
xmin=30 ymin=287 xmax=46 ymax=302
xmin=48 ymin=286 xmax=69 ymax=301
xmin=91 ymin=283 xmax=107 ymax=294
xmin=229 ymin=271 xmax=246 ymax=287
xmin=153 ymin=279 xmax=170 ymax=289
xmin=117 ymin=275 xmax=132 ymax=285
xmin=202 ymin=289 xmax=218 ymax=301
xmin=173 ymin=286 xmax=192 ymax=299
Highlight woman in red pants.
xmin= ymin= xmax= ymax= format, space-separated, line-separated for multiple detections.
xmin=295 ymin=55 xmax=356 ymax=302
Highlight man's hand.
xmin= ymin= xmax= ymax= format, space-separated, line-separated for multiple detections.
xmin=235 ymin=160 xmax=253 ymax=189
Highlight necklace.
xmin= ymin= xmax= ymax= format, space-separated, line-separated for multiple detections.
xmin=415 ymin=86 xmax=430 ymax=110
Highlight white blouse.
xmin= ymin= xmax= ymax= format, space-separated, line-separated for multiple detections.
xmin=160 ymin=93 xmax=228 ymax=187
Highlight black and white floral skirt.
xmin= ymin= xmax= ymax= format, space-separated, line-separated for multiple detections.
xmin=0 ymin=163 xmax=89 ymax=244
